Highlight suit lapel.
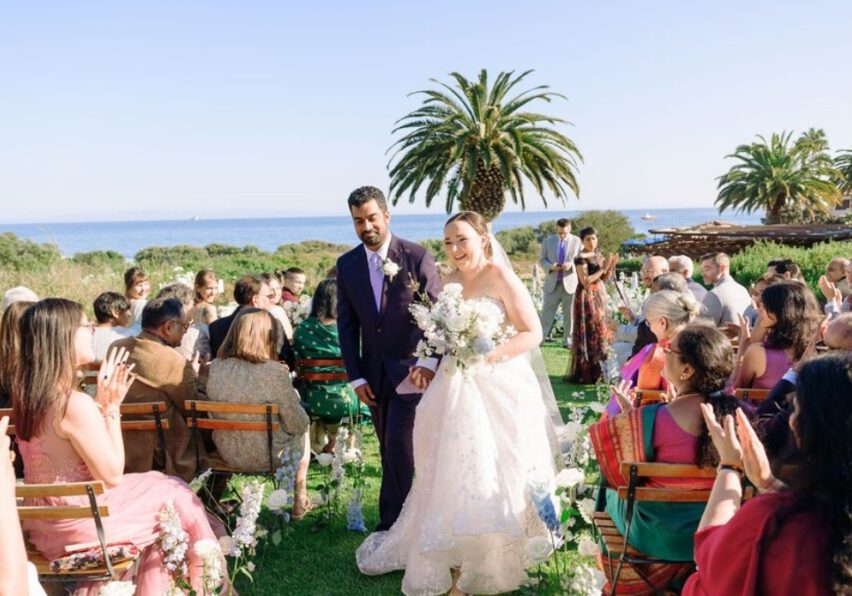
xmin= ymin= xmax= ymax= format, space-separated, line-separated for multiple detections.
xmin=378 ymin=236 xmax=401 ymax=321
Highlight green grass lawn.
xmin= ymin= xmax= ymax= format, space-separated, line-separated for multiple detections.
xmin=233 ymin=344 xmax=597 ymax=595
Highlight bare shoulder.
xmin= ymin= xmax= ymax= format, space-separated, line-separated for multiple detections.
xmin=59 ymin=391 xmax=100 ymax=432
xmin=486 ymin=262 xmax=522 ymax=291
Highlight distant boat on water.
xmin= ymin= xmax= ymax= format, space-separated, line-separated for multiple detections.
xmin=189 ymin=215 xmax=199 ymax=221
xmin=641 ymin=213 xmax=657 ymax=221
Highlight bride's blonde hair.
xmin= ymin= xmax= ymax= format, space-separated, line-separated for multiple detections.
xmin=445 ymin=211 xmax=493 ymax=259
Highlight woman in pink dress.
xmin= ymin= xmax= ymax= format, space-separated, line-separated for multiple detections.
xmin=733 ymin=281 xmax=821 ymax=390
xmin=13 ymin=298 xmax=226 ymax=595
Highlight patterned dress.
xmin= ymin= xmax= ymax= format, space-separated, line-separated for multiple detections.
xmin=566 ymin=254 xmax=610 ymax=384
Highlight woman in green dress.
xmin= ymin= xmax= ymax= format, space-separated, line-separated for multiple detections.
xmin=293 ymin=278 xmax=371 ymax=453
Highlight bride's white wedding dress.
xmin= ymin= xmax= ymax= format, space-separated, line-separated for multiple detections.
xmin=356 ymin=295 xmax=559 ymax=595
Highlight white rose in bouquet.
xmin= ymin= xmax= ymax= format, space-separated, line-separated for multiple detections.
xmin=524 ymin=535 xmax=554 ymax=564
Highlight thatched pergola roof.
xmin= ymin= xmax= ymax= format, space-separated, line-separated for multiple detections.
xmin=634 ymin=221 xmax=852 ymax=259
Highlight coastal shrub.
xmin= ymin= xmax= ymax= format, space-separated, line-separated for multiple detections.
xmin=71 ymin=250 xmax=126 ymax=269
xmin=730 ymin=239 xmax=852 ymax=295
xmin=0 ymin=232 xmax=61 ymax=271
xmin=419 ymin=238 xmax=444 ymax=260
xmin=205 ymin=243 xmax=263 ymax=257
xmin=135 ymin=245 xmax=209 ymax=266
xmin=495 ymin=226 xmax=538 ymax=257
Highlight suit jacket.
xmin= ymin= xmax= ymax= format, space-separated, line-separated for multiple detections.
xmin=110 ymin=332 xmax=205 ymax=481
xmin=539 ymin=234 xmax=581 ymax=294
xmin=702 ymin=275 xmax=752 ymax=326
xmin=686 ymin=279 xmax=708 ymax=305
xmin=336 ymin=235 xmax=441 ymax=394
xmin=209 ymin=306 xmax=294 ymax=368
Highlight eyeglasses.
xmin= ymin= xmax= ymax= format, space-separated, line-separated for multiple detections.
xmin=662 ymin=344 xmax=682 ymax=356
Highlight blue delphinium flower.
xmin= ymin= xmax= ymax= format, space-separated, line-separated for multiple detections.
xmin=346 ymin=492 xmax=367 ymax=533
xmin=530 ymin=485 xmax=560 ymax=533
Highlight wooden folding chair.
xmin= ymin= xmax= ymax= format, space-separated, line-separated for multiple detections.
xmin=119 ymin=402 xmax=169 ymax=469
xmin=17 ymin=481 xmax=138 ymax=584
xmin=294 ymin=358 xmax=349 ymax=384
xmin=633 ymin=390 xmax=666 ymax=407
xmin=734 ymin=388 xmax=770 ymax=402
xmin=78 ymin=361 xmax=102 ymax=392
xmin=594 ymin=462 xmax=715 ymax=594
xmin=186 ymin=400 xmax=280 ymax=477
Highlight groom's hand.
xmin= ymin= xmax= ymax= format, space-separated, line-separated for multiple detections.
xmin=409 ymin=366 xmax=435 ymax=391
xmin=354 ymin=384 xmax=377 ymax=407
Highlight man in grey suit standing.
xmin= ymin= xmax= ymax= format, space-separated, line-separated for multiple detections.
xmin=539 ymin=218 xmax=582 ymax=347
xmin=699 ymin=251 xmax=752 ymax=325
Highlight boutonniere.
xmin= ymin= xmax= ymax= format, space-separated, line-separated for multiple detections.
xmin=382 ymin=258 xmax=401 ymax=281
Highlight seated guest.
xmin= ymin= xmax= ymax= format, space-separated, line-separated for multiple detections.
xmin=611 ymin=255 xmax=668 ymax=365
xmin=209 ymin=275 xmax=293 ymax=367
xmin=757 ymin=313 xmax=852 ymax=459
xmin=683 ymin=353 xmax=852 ymax=595
xmin=700 ymin=252 xmax=751 ymax=326
xmin=824 ymin=257 xmax=850 ymax=299
xmin=281 ymin=267 xmax=307 ymax=304
xmin=668 ymin=255 xmax=707 ymax=304
xmin=607 ymin=290 xmax=700 ymax=416
xmin=156 ymin=283 xmax=211 ymax=360
xmin=1 ymin=286 xmax=38 ymax=312
xmin=123 ymin=266 xmax=150 ymax=334
xmin=733 ymin=281 xmax=821 ymax=390
xmin=13 ymin=299 xmax=224 ymax=593
xmin=262 ymin=272 xmax=295 ymax=340
xmin=819 ymin=261 xmax=852 ymax=317
xmin=292 ymin=278 xmax=370 ymax=453
xmin=206 ymin=308 xmax=311 ymax=516
xmin=189 ymin=269 xmax=220 ymax=329
xmin=627 ymin=272 xmax=692 ymax=358
xmin=767 ymin=257 xmax=804 ymax=281
xmin=591 ymin=324 xmax=738 ymax=591
xmin=91 ymin=292 xmax=132 ymax=361
xmin=0 ymin=301 xmax=34 ymax=408
xmin=110 ymin=297 xmax=206 ymax=481
xmin=742 ymin=273 xmax=785 ymax=327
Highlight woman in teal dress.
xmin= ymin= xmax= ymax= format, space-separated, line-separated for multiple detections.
xmin=293 ymin=278 xmax=370 ymax=453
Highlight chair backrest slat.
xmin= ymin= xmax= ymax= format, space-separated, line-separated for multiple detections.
xmin=187 ymin=400 xmax=278 ymax=415
xmin=16 ymin=482 xmax=105 ymax=498
xmin=616 ymin=487 xmax=712 ymax=502
xmin=734 ymin=388 xmax=771 ymax=401
xmin=619 ymin=462 xmax=716 ymax=479
xmin=120 ymin=420 xmax=171 ymax=432
xmin=193 ymin=419 xmax=280 ymax=432
xmin=17 ymin=506 xmax=110 ymax=521
xmin=119 ymin=402 xmax=168 ymax=416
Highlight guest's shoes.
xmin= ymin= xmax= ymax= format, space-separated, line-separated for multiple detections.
xmin=292 ymin=496 xmax=316 ymax=521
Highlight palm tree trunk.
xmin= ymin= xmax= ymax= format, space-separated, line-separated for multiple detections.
xmin=765 ymin=192 xmax=787 ymax=225
xmin=460 ymin=161 xmax=505 ymax=222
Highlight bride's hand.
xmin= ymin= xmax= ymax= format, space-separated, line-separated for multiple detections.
xmin=408 ymin=366 xmax=435 ymax=391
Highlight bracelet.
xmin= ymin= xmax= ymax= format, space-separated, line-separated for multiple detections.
xmin=718 ymin=463 xmax=743 ymax=475
xmin=101 ymin=407 xmax=121 ymax=421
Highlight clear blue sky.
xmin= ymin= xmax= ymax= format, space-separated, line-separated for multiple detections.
xmin=1 ymin=1 xmax=850 ymax=222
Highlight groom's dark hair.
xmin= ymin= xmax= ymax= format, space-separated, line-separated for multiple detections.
xmin=347 ymin=186 xmax=388 ymax=213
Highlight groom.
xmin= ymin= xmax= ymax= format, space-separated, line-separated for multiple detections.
xmin=336 ymin=186 xmax=441 ymax=531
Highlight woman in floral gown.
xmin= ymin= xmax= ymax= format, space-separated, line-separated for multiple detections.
xmin=566 ymin=226 xmax=617 ymax=384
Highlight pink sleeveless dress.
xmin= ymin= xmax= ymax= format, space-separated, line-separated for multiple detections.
xmin=752 ymin=344 xmax=793 ymax=390
xmin=18 ymin=419 xmax=222 ymax=595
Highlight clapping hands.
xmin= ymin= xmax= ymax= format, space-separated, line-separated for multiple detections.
xmin=96 ymin=347 xmax=137 ymax=412
xmin=699 ymin=405 xmax=778 ymax=492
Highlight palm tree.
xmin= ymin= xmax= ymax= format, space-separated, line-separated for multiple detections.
xmin=836 ymin=149 xmax=852 ymax=194
xmin=387 ymin=70 xmax=582 ymax=222
xmin=715 ymin=129 xmax=843 ymax=225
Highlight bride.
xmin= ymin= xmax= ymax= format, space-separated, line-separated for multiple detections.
xmin=356 ymin=211 xmax=561 ymax=595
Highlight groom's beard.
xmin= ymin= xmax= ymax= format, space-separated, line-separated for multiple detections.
xmin=360 ymin=229 xmax=388 ymax=249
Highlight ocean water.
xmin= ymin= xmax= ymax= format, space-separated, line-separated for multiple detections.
xmin=1 ymin=208 xmax=762 ymax=259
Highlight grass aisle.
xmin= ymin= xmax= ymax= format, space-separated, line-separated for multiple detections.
xmin=236 ymin=344 xmax=598 ymax=595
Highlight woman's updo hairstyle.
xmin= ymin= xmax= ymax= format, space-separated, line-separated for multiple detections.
xmin=645 ymin=290 xmax=701 ymax=328
xmin=445 ymin=211 xmax=493 ymax=259
xmin=579 ymin=226 xmax=597 ymax=240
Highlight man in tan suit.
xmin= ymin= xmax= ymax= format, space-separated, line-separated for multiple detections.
xmin=111 ymin=297 xmax=206 ymax=481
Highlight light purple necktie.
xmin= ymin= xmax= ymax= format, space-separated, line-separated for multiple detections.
xmin=369 ymin=252 xmax=384 ymax=311
xmin=557 ymin=239 xmax=566 ymax=282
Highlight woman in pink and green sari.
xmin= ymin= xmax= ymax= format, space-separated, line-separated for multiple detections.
xmin=590 ymin=324 xmax=739 ymax=593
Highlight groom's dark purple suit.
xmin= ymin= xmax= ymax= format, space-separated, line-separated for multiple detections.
xmin=336 ymin=234 xmax=440 ymax=530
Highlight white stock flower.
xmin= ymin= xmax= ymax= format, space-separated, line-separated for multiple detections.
xmin=588 ymin=401 xmax=607 ymax=414
xmin=246 ymin=561 xmax=256 ymax=573
xmin=342 ymin=448 xmax=362 ymax=464
xmin=577 ymin=497 xmax=596 ymax=524
xmin=446 ymin=313 xmax=469 ymax=333
xmin=443 ymin=283 xmax=463 ymax=296
xmin=193 ymin=538 xmax=220 ymax=559
xmin=217 ymin=535 xmax=233 ymax=554
xmin=564 ymin=420 xmax=583 ymax=442
xmin=98 ymin=582 xmax=136 ymax=596
xmin=266 ymin=489 xmax=289 ymax=511
xmin=578 ymin=537 xmax=601 ymax=557
xmin=524 ymin=536 xmax=554 ymax=564
xmin=382 ymin=260 xmax=400 ymax=279
xmin=316 ymin=453 xmax=334 ymax=467
xmin=555 ymin=467 xmax=585 ymax=489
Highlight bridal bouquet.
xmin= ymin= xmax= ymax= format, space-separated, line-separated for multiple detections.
xmin=410 ymin=283 xmax=515 ymax=369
